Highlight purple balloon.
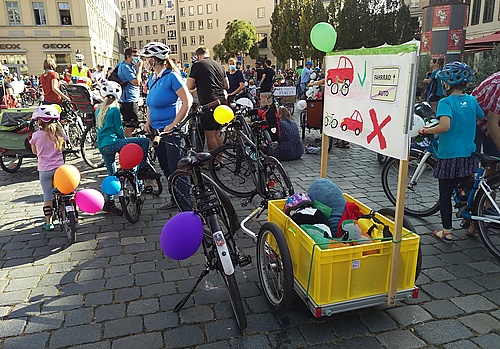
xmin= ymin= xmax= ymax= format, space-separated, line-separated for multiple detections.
xmin=160 ymin=212 xmax=203 ymax=260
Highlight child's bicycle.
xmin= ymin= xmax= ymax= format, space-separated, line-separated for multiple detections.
xmin=52 ymin=188 xmax=78 ymax=243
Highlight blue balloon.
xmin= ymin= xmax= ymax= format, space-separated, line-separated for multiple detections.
xmin=101 ymin=176 xmax=121 ymax=195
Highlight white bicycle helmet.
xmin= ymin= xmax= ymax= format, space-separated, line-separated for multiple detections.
xmin=141 ymin=41 xmax=170 ymax=60
xmin=2 ymin=65 xmax=9 ymax=76
xmin=32 ymin=105 xmax=60 ymax=122
xmin=75 ymin=53 xmax=85 ymax=61
xmin=100 ymin=80 xmax=122 ymax=100
xmin=235 ymin=97 xmax=254 ymax=109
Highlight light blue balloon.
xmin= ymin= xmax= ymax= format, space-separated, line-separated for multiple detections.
xmin=101 ymin=176 xmax=121 ymax=195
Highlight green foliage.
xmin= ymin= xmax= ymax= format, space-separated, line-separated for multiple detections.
xmin=417 ymin=55 xmax=431 ymax=89
xmin=221 ymin=19 xmax=258 ymax=57
xmin=212 ymin=42 xmax=230 ymax=62
xmin=337 ymin=0 xmax=372 ymax=49
xmin=248 ymin=44 xmax=260 ymax=60
xmin=299 ymin=0 xmax=328 ymax=61
xmin=327 ymin=0 xmax=342 ymax=27
xmin=270 ymin=0 xmax=301 ymax=66
xmin=472 ymin=44 xmax=500 ymax=87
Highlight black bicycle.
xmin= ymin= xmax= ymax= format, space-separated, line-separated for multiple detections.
xmin=52 ymin=188 xmax=78 ymax=243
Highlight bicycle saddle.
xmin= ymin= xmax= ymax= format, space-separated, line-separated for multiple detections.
xmin=474 ymin=152 xmax=500 ymax=167
xmin=177 ymin=151 xmax=212 ymax=171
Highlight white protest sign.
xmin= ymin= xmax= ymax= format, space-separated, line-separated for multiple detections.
xmin=273 ymin=86 xmax=296 ymax=96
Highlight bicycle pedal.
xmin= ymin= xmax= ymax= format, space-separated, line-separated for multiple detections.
xmin=238 ymin=254 xmax=252 ymax=267
xmin=240 ymin=198 xmax=250 ymax=207
xmin=144 ymin=185 xmax=153 ymax=194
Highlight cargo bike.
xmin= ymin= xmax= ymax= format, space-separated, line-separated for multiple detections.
xmin=241 ymin=194 xmax=422 ymax=317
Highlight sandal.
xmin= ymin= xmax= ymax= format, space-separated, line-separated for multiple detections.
xmin=433 ymin=229 xmax=454 ymax=243
xmin=466 ymin=223 xmax=477 ymax=236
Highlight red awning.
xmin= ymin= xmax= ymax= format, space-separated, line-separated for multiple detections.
xmin=465 ymin=31 xmax=500 ymax=52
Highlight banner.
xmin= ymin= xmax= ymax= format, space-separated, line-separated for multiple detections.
xmin=432 ymin=5 xmax=451 ymax=29
xmin=447 ymin=29 xmax=464 ymax=53
xmin=420 ymin=32 xmax=432 ymax=53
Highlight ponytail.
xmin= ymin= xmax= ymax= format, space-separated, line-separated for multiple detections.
xmin=41 ymin=121 xmax=65 ymax=151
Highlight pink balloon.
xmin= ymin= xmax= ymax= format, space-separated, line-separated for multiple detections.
xmin=75 ymin=189 xmax=105 ymax=214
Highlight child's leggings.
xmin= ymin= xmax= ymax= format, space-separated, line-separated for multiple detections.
xmin=439 ymin=177 xmax=467 ymax=230
xmin=99 ymin=137 xmax=149 ymax=176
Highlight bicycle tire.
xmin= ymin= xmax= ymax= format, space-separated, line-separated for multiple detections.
xmin=257 ymin=222 xmax=294 ymax=311
xmin=377 ymin=208 xmax=422 ymax=281
xmin=377 ymin=153 xmax=388 ymax=164
xmin=119 ymin=176 xmax=141 ymax=223
xmin=65 ymin=112 xmax=84 ymax=152
xmin=169 ymin=170 xmax=239 ymax=236
xmin=300 ymin=111 xmax=306 ymax=140
xmin=0 ymin=155 xmax=22 ymax=173
xmin=262 ymin=156 xmax=294 ymax=200
xmin=473 ymin=176 xmax=500 ymax=260
xmin=59 ymin=202 xmax=77 ymax=244
xmin=209 ymin=144 xmax=257 ymax=198
xmin=144 ymin=178 xmax=163 ymax=196
xmin=24 ymin=94 xmax=35 ymax=107
xmin=381 ymin=150 xmax=439 ymax=217
xmin=81 ymin=125 xmax=104 ymax=169
xmin=220 ymin=269 xmax=247 ymax=329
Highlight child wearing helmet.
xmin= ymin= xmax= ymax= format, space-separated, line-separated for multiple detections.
xmin=418 ymin=61 xmax=484 ymax=242
xmin=96 ymin=80 xmax=160 ymax=216
xmin=29 ymin=105 xmax=67 ymax=231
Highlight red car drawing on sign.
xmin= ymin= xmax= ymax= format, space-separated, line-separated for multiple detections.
xmin=326 ymin=56 xmax=354 ymax=96
xmin=340 ymin=110 xmax=363 ymax=136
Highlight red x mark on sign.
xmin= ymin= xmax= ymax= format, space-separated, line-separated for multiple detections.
xmin=366 ymin=108 xmax=391 ymax=150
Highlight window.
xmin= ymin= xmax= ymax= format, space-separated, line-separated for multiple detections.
xmin=215 ymin=4 xmax=218 ymax=11
xmin=138 ymin=26 xmax=143 ymax=35
xmin=159 ymin=0 xmax=163 ymax=4
xmin=131 ymin=40 xmax=136 ymax=48
xmin=257 ymin=7 xmax=265 ymax=18
xmin=189 ymin=6 xmax=194 ymax=16
xmin=180 ymin=7 xmax=185 ymax=16
xmin=198 ymin=20 xmax=203 ymax=30
xmin=137 ymin=13 xmax=141 ymax=22
xmin=128 ymin=1 xmax=132 ymax=9
xmin=150 ymin=0 xmax=155 ymax=4
xmin=483 ymin=0 xmax=494 ymax=23
xmin=160 ymin=24 xmax=165 ymax=33
xmin=190 ymin=36 xmax=196 ymax=45
xmin=207 ymin=19 xmax=213 ymax=29
xmin=216 ymin=19 xmax=218 ymax=27
xmin=471 ymin=0 xmax=481 ymax=25
xmin=167 ymin=15 xmax=175 ymax=25
xmin=183 ymin=53 xmax=188 ymax=61
xmin=409 ymin=0 xmax=419 ymax=7
xmin=198 ymin=5 xmax=203 ymax=15
xmin=167 ymin=30 xmax=176 ymax=39
xmin=153 ymin=24 xmax=158 ymax=34
xmin=199 ymin=35 xmax=205 ymax=45
xmin=258 ymin=33 xmax=268 ymax=48
xmin=129 ymin=14 xmax=134 ymax=23
xmin=181 ymin=22 xmax=186 ymax=31
xmin=144 ymin=12 xmax=149 ymax=21
xmin=32 ymin=2 xmax=47 ymax=26
xmin=123 ymin=28 xmax=128 ymax=36
xmin=182 ymin=36 xmax=187 ymax=46
xmin=159 ymin=10 xmax=164 ymax=19
xmin=121 ymin=1 xmax=126 ymax=10
xmin=58 ymin=2 xmax=72 ymax=25
xmin=139 ymin=40 xmax=143 ymax=47
xmin=161 ymin=38 xmax=166 ymax=44
xmin=152 ymin=11 xmax=156 ymax=20
xmin=130 ymin=27 xmax=135 ymax=36
xmin=135 ymin=0 xmax=140 ymax=8
xmin=166 ymin=0 xmax=173 ymax=9
xmin=189 ymin=21 xmax=194 ymax=30
xmin=143 ymin=0 xmax=148 ymax=7
xmin=146 ymin=39 xmax=151 ymax=44
xmin=145 ymin=26 xmax=150 ymax=35
xmin=207 ymin=4 xmax=212 ymax=14
xmin=170 ymin=44 xmax=177 ymax=54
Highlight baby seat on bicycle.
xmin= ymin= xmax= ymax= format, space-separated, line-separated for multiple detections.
xmin=64 ymin=84 xmax=96 ymax=120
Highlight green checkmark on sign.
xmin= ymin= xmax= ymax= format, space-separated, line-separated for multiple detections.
xmin=357 ymin=60 xmax=367 ymax=86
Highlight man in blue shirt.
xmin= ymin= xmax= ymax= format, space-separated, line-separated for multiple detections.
xmin=118 ymin=47 xmax=143 ymax=137
xmin=299 ymin=61 xmax=313 ymax=99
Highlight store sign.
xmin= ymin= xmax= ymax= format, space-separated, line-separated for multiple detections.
xmin=0 ymin=44 xmax=21 ymax=49
xmin=42 ymin=43 xmax=71 ymax=49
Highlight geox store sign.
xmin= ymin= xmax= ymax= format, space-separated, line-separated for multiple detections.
xmin=0 ymin=44 xmax=21 ymax=49
xmin=42 ymin=43 xmax=71 ymax=49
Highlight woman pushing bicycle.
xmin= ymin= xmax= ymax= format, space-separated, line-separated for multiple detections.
xmin=418 ymin=62 xmax=484 ymax=242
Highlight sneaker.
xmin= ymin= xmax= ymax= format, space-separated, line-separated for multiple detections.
xmin=305 ymin=144 xmax=320 ymax=154
xmin=103 ymin=201 xmax=123 ymax=216
xmin=159 ymin=200 xmax=177 ymax=210
xmin=42 ymin=223 xmax=55 ymax=231
xmin=137 ymin=164 xmax=161 ymax=180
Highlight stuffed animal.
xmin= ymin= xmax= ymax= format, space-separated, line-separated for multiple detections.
xmin=308 ymin=178 xmax=347 ymax=234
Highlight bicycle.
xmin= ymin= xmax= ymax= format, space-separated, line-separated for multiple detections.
xmin=60 ymin=100 xmax=84 ymax=156
xmin=80 ymin=113 xmax=104 ymax=169
xmin=52 ymin=188 xmax=78 ymax=244
xmin=157 ymin=101 xmax=250 ymax=330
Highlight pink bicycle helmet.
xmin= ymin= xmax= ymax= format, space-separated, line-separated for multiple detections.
xmin=284 ymin=192 xmax=313 ymax=215
xmin=32 ymin=105 xmax=60 ymax=122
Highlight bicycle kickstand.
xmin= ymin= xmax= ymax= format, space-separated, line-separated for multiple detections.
xmin=174 ymin=266 xmax=210 ymax=312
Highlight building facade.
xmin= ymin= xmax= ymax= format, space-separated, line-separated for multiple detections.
xmin=0 ymin=0 xmax=122 ymax=76
xmin=120 ymin=0 xmax=275 ymax=66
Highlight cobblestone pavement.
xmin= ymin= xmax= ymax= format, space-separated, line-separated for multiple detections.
xmin=0 ymin=125 xmax=499 ymax=349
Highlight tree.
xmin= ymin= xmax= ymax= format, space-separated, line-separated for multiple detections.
xmin=327 ymin=0 xmax=342 ymax=29
xmin=248 ymin=44 xmax=260 ymax=60
xmin=270 ymin=0 xmax=301 ymax=66
xmin=299 ymin=0 xmax=328 ymax=61
xmin=337 ymin=0 xmax=372 ymax=49
xmin=221 ymin=19 xmax=258 ymax=57
xmin=472 ymin=44 xmax=500 ymax=88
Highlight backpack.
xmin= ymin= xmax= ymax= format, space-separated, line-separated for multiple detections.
xmin=107 ymin=63 xmax=129 ymax=87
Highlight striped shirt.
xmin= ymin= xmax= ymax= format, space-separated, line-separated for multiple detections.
xmin=472 ymin=71 xmax=500 ymax=137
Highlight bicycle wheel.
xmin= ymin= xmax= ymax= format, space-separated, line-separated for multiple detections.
xmin=169 ymin=170 xmax=239 ymax=236
xmin=58 ymin=201 xmax=77 ymax=244
xmin=209 ymin=144 xmax=257 ymax=198
xmin=81 ymin=125 xmax=104 ymax=169
xmin=257 ymin=222 xmax=294 ymax=311
xmin=0 ymin=154 xmax=22 ymax=173
xmin=65 ymin=114 xmax=83 ymax=152
xmin=377 ymin=153 xmax=388 ymax=164
xmin=143 ymin=178 xmax=163 ymax=196
xmin=474 ymin=176 xmax=500 ymax=260
xmin=119 ymin=176 xmax=141 ymax=223
xmin=262 ymin=156 xmax=294 ymax=200
xmin=381 ymin=150 xmax=439 ymax=217
xmin=377 ymin=208 xmax=422 ymax=281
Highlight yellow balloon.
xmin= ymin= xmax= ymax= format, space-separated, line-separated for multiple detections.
xmin=213 ymin=105 xmax=234 ymax=125
xmin=52 ymin=104 xmax=62 ymax=114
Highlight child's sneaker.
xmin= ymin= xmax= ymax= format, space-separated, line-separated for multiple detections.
xmin=42 ymin=223 xmax=55 ymax=231
xmin=103 ymin=201 xmax=123 ymax=216
xmin=305 ymin=144 xmax=320 ymax=154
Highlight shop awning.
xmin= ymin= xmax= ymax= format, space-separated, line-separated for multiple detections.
xmin=465 ymin=31 xmax=500 ymax=52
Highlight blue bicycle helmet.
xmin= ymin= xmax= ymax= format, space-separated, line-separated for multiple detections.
xmin=437 ymin=61 xmax=473 ymax=85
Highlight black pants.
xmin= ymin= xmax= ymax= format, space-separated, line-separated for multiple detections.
xmin=439 ymin=177 xmax=470 ymax=229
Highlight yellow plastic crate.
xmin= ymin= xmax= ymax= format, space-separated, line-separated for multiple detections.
xmin=268 ymin=195 xmax=420 ymax=306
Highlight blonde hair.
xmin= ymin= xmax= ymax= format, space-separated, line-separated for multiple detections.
xmin=165 ymin=57 xmax=180 ymax=74
xmin=278 ymin=106 xmax=292 ymax=121
xmin=40 ymin=121 xmax=65 ymax=151
xmin=97 ymin=96 xmax=119 ymax=129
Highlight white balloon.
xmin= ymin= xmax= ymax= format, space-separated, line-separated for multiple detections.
xmin=409 ymin=114 xmax=425 ymax=138
xmin=296 ymin=100 xmax=307 ymax=111
xmin=310 ymin=72 xmax=317 ymax=80
xmin=235 ymin=97 xmax=253 ymax=109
